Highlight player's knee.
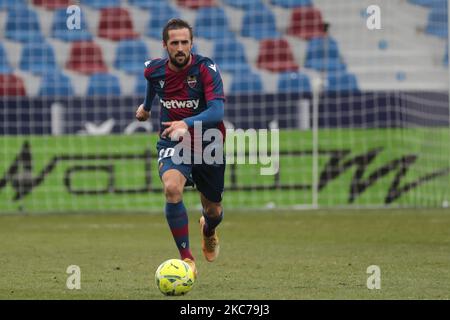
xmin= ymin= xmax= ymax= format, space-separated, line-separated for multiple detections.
xmin=164 ymin=182 xmax=183 ymax=202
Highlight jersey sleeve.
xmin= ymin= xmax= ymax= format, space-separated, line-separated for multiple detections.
xmin=143 ymin=80 xmax=155 ymax=111
xmin=199 ymin=58 xmax=225 ymax=102
xmin=142 ymin=59 xmax=159 ymax=111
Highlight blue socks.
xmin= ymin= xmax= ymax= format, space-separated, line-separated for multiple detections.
xmin=202 ymin=210 xmax=224 ymax=237
xmin=165 ymin=201 xmax=194 ymax=261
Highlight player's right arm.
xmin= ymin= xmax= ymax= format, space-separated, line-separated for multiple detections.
xmin=136 ymin=60 xmax=158 ymax=121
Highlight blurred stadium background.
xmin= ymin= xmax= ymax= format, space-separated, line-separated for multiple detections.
xmin=0 ymin=0 xmax=449 ymax=213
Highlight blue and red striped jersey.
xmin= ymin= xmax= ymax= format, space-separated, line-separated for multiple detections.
xmin=143 ymin=54 xmax=226 ymax=146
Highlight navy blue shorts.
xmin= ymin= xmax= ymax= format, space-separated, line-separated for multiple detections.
xmin=157 ymin=143 xmax=225 ymax=203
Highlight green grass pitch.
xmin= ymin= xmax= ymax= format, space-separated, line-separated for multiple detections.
xmin=1 ymin=209 xmax=449 ymax=299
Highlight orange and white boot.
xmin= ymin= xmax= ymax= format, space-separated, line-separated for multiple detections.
xmin=199 ymin=216 xmax=220 ymax=262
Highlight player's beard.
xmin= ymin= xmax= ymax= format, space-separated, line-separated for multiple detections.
xmin=169 ymin=51 xmax=190 ymax=69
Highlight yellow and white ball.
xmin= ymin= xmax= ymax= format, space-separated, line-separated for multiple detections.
xmin=155 ymin=259 xmax=195 ymax=296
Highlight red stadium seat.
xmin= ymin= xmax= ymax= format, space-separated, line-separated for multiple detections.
xmin=257 ymin=39 xmax=299 ymax=72
xmin=176 ymin=0 xmax=216 ymax=9
xmin=287 ymin=7 xmax=326 ymax=40
xmin=66 ymin=41 xmax=108 ymax=74
xmin=97 ymin=8 xmax=139 ymax=41
xmin=0 ymin=74 xmax=26 ymax=96
xmin=32 ymin=0 xmax=73 ymax=9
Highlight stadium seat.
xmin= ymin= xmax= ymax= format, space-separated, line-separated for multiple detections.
xmin=114 ymin=39 xmax=149 ymax=74
xmin=408 ymin=0 xmax=446 ymax=8
xmin=277 ymin=72 xmax=311 ymax=93
xmin=270 ymin=0 xmax=312 ymax=8
xmin=80 ymin=0 xmax=120 ymax=9
xmin=221 ymin=0 xmax=263 ymax=9
xmin=98 ymin=8 xmax=139 ymax=41
xmin=325 ymin=72 xmax=359 ymax=93
xmin=66 ymin=41 xmax=108 ymax=75
xmin=176 ymin=0 xmax=216 ymax=9
xmin=128 ymin=0 xmax=163 ymax=9
xmin=87 ymin=73 xmax=121 ymax=96
xmin=305 ymin=59 xmax=346 ymax=72
xmin=241 ymin=4 xmax=281 ymax=40
xmin=425 ymin=5 xmax=448 ymax=38
xmin=194 ymin=7 xmax=234 ymax=40
xmin=32 ymin=0 xmax=71 ymax=10
xmin=305 ymin=37 xmax=340 ymax=60
xmin=304 ymin=36 xmax=346 ymax=71
xmin=257 ymin=39 xmax=299 ymax=73
xmin=287 ymin=7 xmax=326 ymax=40
xmin=0 ymin=44 xmax=13 ymax=74
xmin=146 ymin=2 xmax=180 ymax=40
xmin=38 ymin=71 xmax=74 ymax=96
xmin=0 ymin=74 xmax=26 ymax=96
xmin=20 ymin=41 xmax=58 ymax=75
xmin=51 ymin=8 xmax=93 ymax=42
xmin=213 ymin=37 xmax=252 ymax=74
xmin=230 ymin=72 xmax=264 ymax=93
xmin=135 ymin=74 xmax=147 ymax=95
xmin=0 ymin=0 xmax=26 ymax=10
xmin=5 ymin=8 xmax=45 ymax=43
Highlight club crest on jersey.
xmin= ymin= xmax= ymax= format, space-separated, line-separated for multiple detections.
xmin=159 ymin=80 xmax=165 ymax=88
xmin=187 ymin=75 xmax=197 ymax=88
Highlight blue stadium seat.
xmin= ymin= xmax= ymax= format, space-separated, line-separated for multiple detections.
xmin=114 ymin=40 xmax=149 ymax=74
xmin=135 ymin=74 xmax=147 ymax=95
xmin=194 ymin=7 xmax=235 ymax=40
xmin=305 ymin=59 xmax=346 ymax=72
xmin=51 ymin=8 xmax=93 ymax=42
xmin=241 ymin=4 xmax=281 ymax=40
xmin=0 ymin=0 xmax=26 ymax=10
xmin=20 ymin=41 xmax=58 ymax=75
xmin=277 ymin=72 xmax=311 ymax=93
xmin=5 ymin=8 xmax=45 ymax=43
xmin=305 ymin=36 xmax=346 ymax=71
xmin=213 ymin=36 xmax=252 ymax=74
xmin=230 ymin=72 xmax=264 ymax=93
xmin=38 ymin=72 xmax=74 ymax=96
xmin=80 ymin=0 xmax=120 ymax=9
xmin=128 ymin=0 xmax=163 ymax=9
xmin=269 ymin=0 xmax=312 ymax=8
xmin=146 ymin=2 xmax=180 ymax=40
xmin=221 ymin=0 xmax=263 ymax=10
xmin=425 ymin=5 xmax=448 ymax=38
xmin=87 ymin=73 xmax=121 ymax=96
xmin=0 ymin=44 xmax=13 ymax=74
xmin=326 ymin=72 xmax=359 ymax=93
xmin=305 ymin=37 xmax=340 ymax=60
xmin=408 ymin=0 xmax=446 ymax=8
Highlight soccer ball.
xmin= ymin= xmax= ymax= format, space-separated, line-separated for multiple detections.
xmin=155 ymin=259 xmax=195 ymax=296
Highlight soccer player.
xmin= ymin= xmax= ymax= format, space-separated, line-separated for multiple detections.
xmin=135 ymin=19 xmax=226 ymax=278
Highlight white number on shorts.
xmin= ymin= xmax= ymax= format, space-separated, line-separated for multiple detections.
xmin=158 ymin=148 xmax=175 ymax=162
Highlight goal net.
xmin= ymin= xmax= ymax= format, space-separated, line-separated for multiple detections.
xmin=0 ymin=0 xmax=449 ymax=213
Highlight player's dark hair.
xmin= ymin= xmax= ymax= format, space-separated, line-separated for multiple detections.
xmin=162 ymin=18 xmax=193 ymax=44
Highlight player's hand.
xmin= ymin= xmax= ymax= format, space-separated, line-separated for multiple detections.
xmin=161 ymin=121 xmax=188 ymax=140
xmin=135 ymin=104 xmax=150 ymax=121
